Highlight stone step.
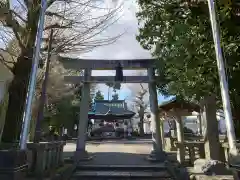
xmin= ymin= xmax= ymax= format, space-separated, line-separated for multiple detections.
xmin=72 ymin=177 xmax=172 ymax=180
xmin=71 ymin=170 xmax=173 ymax=179
xmin=71 ymin=164 xmax=174 ymax=179
xmin=76 ymin=164 xmax=167 ymax=171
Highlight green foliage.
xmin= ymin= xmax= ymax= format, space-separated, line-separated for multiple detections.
xmin=105 ymin=82 xmax=121 ymax=101
xmin=138 ymin=0 xmax=214 ymax=99
xmin=105 ymin=82 xmax=121 ymax=90
xmin=137 ymin=0 xmax=240 ymax=136
xmin=45 ymin=95 xmax=79 ymax=130
xmin=94 ymin=90 xmax=104 ymax=100
xmin=111 ymin=88 xmax=119 ymax=100
xmin=112 ymin=93 xmax=119 ymax=100
xmin=137 ymin=0 xmax=240 ymax=107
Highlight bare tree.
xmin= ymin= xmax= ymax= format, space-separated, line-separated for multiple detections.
xmin=132 ymin=84 xmax=149 ymax=136
xmin=0 ymin=0 xmax=122 ymax=142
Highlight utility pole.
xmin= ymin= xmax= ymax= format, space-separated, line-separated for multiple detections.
xmin=207 ymin=0 xmax=238 ymax=156
xmin=34 ymin=29 xmax=54 ymax=143
xmin=19 ymin=0 xmax=48 ymax=150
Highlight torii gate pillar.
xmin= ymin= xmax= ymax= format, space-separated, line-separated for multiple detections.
xmin=74 ymin=69 xmax=92 ymax=162
xmin=147 ymin=67 xmax=166 ymax=161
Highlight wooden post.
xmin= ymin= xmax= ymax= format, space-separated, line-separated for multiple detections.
xmin=175 ymin=112 xmax=185 ymax=164
xmin=198 ymin=114 xmax=203 ymax=136
xmin=160 ymin=118 xmax=165 ymax=149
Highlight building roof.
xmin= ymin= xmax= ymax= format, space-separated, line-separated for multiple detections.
xmin=159 ymin=98 xmax=200 ymax=113
xmin=89 ymin=100 xmax=135 ymax=120
xmin=95 ymin=100 xmax=125 ymax=113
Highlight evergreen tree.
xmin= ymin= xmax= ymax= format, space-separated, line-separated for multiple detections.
xmin=112 ymin=92 xmax=119 ymax=100
xmin=94 ymin=90 xmax=104 ymax=100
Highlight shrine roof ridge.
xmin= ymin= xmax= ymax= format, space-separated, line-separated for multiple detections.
xmin=159 ymin=98 xmax=200 ymax=113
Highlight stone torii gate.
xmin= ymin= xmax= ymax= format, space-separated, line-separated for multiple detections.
xmin=58 ymin=56 xmax=166 ymax=162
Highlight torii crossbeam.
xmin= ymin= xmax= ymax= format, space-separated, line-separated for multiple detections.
xmin=58 ymin=56 xmax=155 ymax=70
xmin=58 ymin=56 xmax=157 ymax=83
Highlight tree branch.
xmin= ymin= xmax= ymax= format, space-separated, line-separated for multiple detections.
xmin=11 ymin=9 xmax=26 ymax=23
xmin=45 ymin=11 xmax=65 ymax=19
xmin=0 ymin=54 xmax=14 ymax=71
xmin=47 ymin=0 xmax=72 ymax=8
xmin=44 ymin=22 xmax=72 ymax=30
xmin=0 ymin=2 xmax=25 ymax=50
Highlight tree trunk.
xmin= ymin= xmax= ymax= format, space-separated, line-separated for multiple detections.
xmin=29 ymin=98 xmax=41 ymax=141
xmin=231 ymin=104 xmax=240 ymax=139
xmin=139 ymin=116 xmax=145 ymax=136
xmin=233 ymin=113 xmax=240 ymax=139
xmin=2 ymin=50 xmax=33 ymax=143
xmin=67 ymin=122 xmax=76 ymax=137
xmin=1 ymin=0 xmax=40 ymax=142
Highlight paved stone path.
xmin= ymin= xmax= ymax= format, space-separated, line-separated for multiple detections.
xmin=66 ymin=139 xmax=175 ymax=179
xmin=64 ymin=139 xmax=159 ymax=165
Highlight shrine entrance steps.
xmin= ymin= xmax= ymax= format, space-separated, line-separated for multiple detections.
xmin=70 ymin=164 xmax=173 ymax=180
xmin=64 ymin=139 xmax=182 ymax=179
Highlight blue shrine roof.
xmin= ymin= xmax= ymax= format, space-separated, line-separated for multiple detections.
xmin=88 ymin=100 xmax=135 ymax=120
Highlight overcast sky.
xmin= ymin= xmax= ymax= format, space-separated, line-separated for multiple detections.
xmin=78 ymin=0 xmax=162 ymax=102
xmin=4 ymin=0 xmax=169 ymax=104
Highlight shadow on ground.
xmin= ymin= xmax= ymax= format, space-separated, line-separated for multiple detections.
xmin=64 ymin=151 xmax=166 ymax=165
xmin=86 ymin=139 xmax=153 ymax=145
xmin=82 ymin=152 xmax=163 ymax=165
xmin=63 ymin=151 xmax=190 ymax=179
xmin=64 ymin=150 xmax=179 ymax=166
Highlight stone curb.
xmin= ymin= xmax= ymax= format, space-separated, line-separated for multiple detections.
xmin=165 ymin=160 xmax=190 ymax=180
xmin=51 ymin=164 xmax=76 ymax=180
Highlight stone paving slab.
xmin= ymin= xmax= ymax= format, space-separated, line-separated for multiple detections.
xmin=64 ymin=139 xmax=162 ymax=166
xmin=67 ymin=139 xmax=175 ymax=180
xmin=77 ymin=164 xmax=166 ymax=168
xmin=187 ymin=167 xmax=234 ymax=180
xmin=64 ymin=139 xmax=153 ymax=154
xmin=78 ymin=152 xmax=168 ymax=166
xmin=194 ymin=175 xmax=234 ymax=180
xmin=74 ymin=171 xmax=171 ymax=177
